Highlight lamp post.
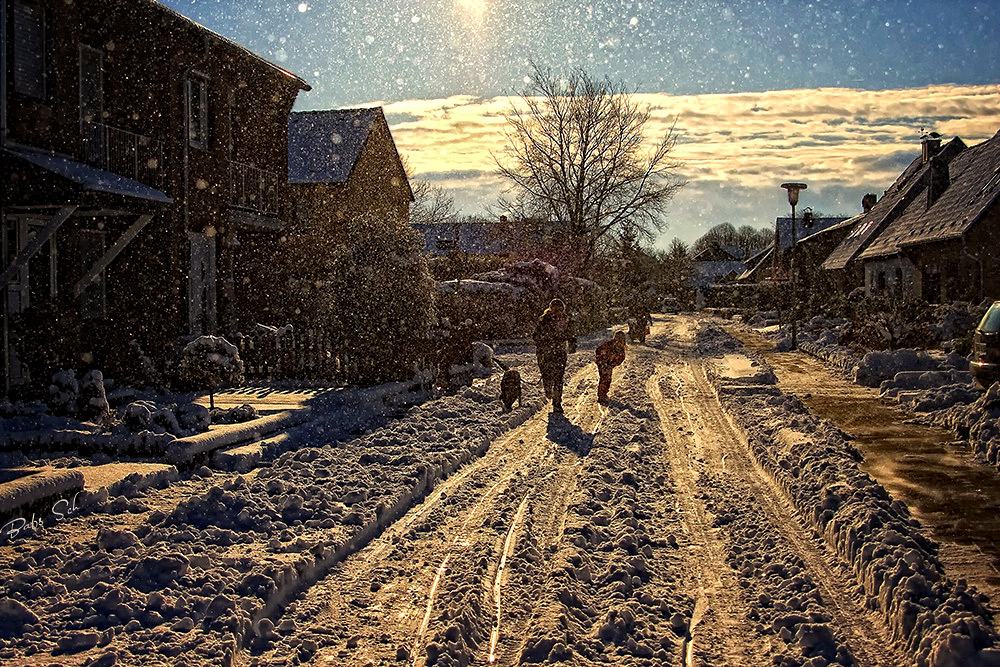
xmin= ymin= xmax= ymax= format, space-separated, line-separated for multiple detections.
xmin=780 ymin=182 xmax=807 ymax=350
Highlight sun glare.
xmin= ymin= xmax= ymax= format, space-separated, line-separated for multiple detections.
xmin=456 ymin=0 xmax=487 ymax=24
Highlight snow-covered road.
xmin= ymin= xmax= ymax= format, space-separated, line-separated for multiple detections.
xmin=1 ymin=315 xmax=997 ymax=666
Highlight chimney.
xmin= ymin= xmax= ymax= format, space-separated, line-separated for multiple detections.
xmin=862 ymin=193 xmax=877 ymax=212
xmin=921 ymin=132 xmax=942 ymax=164
xmin=927 ymin=155 xmax=950 ymax=208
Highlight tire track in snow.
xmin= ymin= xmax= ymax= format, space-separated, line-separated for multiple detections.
xmin=648 ymin=363 xmax=773 ymax=665
xmin=678 ymin=350 xmax=907 ymax=667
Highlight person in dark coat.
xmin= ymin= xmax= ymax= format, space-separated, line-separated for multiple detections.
xmin=595 ymin=330 xmax=627 ymax=404
xmin=533 ymin=298 xmax=575 ymax=413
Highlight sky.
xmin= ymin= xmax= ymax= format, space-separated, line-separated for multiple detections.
xmin=160 ymin=0 xmax=1000 ymax=248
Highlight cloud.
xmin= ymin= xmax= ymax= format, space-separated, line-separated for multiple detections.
xmin=378 ymin=83 xmax=1000 ymax=244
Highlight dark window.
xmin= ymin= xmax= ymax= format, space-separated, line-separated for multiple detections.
xmin=876 ymin=271 xmax=886 ymax=292
xmin=13 ymin=2 xmax=45 ymax=99
xmin=894 ymin=268 xmax=903 ymax=291
xmin=186 ymin=75 xmax=209 ymax=149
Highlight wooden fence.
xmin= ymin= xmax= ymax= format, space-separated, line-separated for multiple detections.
xmin=234 ymin=326 xmax=426 ymax=386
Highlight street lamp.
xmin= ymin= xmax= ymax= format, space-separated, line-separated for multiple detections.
xmin=780 ymin=182 xmax=807 ymax=350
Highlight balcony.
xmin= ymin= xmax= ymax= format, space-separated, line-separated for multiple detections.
xmin=80 ymin=120 xmax=165 ymax=189
xmin=230 ymin=161 xmax=280 ymax=216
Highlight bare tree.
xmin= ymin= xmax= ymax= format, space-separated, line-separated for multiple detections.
xmin=495 ymin=63 xmax=684 ymax=272
xmin=410 ymin=179 xmax=459 ymax=226
xmin=401 ymin=156 xmax=459 ymax=226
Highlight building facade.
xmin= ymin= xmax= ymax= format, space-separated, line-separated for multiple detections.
xmin=2 ymin=0 xmax=308 ymax=390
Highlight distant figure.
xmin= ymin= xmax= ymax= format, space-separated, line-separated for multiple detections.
xmin=533 ymin=298 xmax=575 ymax=414
xmin=627 ymin=292 xmax=652 ymax=343
xmin=595 ymin=330 xmax=627 ymax=404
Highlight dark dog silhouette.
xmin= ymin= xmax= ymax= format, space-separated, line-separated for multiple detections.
xmin=494 ymin=359 xmax=522 ymax=411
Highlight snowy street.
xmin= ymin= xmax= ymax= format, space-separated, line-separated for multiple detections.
xmin=2 ymin=315 xmax=999 ymax=666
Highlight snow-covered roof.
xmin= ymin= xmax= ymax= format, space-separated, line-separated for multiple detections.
xmin=822 ymin=137 xmax=966 ymax=270
xmin=773 ymin=215 xmax=849 ymax=250
xmin=288 ymin=108 xmax=382 ymax=184
xmin=859 ymin=129 xmax=1000 ymax=259
xmin=5 ymin=147 xmax=172 ymax=204
xmin=150 ymin=0 xmax=309 ymax=91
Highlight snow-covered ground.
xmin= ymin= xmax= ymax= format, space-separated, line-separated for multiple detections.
xmin=1 ymin=316 xmax=998 ymax=666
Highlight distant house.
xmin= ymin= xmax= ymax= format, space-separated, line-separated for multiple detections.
xmin=413 ymin=218 xmax=509 ymax=256
xmin=855 ymin=130 xmax=1000 ymax=302
xmin=691 ymin=245 xmax=746 ymax=288
xmin=736 ymin=215 xmax=851 ymax=284
xmin=821 ymin=135 xmax=967 ymax=293
xmin=1 ymin=0 xmax=309 ymax=390
xmin=287 ymin=107 xmax=413 ymax=228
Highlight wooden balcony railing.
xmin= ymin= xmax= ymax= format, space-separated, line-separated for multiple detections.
xmin=230 ymin=161 xmax=280 ymax=216
xmin=80 ymin=120 xmax=165 ymax=189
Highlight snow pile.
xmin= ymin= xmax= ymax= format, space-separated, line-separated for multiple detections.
xmin=853 ymin=348 xmax=942 ymax=387
xmin=748 ymin=310 xmax=780 ymax=328
xmin=926 ymin=384 xmax=1000 ymax=470
xmin=48 ymin=370 xmax=80 ymax=416
xmin=46 ymin=369 xmax=110 ymax=421
xmin=472 ymin=258 xmax=560 ymax=293
xmin=798 ymin=340 xmax=860 ymax=374
xmin=121 ymin=401 xmax=209 ymax=436
xmin=210 ymin=403 xmax=259 ymax=425
xmin=435 ymin=279 xmax=527 ymax=298
xmin=702 ymin=327 xmax=1000 ymax=666
xmin=0 ymin=368 xmax=545 ymax=665
xmin=929 ymin=301 xmax=985 ymax=346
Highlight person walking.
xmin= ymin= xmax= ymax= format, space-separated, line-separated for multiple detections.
xmin=533 ymin=298 xmax=575 ymax=413
xmin=595 ymin=330 xmax=627 ymax=404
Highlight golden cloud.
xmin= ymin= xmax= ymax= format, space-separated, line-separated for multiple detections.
xmin=375 ymin=84 xmax=1000 ymax=241
xmin=383 ymin=84 xmax=1000 ymax=185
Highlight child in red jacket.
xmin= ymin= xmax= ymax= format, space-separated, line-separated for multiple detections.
xmin=595 ymin=330 xmax=627 ymax=404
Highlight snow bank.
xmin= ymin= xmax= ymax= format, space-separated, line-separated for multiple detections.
xmin=0 ymin=366 xmax=546 ymax=665
xmin=926 ymin=384 xmax=1000 ymax=471
xmin=854 ymin=349 xmax=943 ymax=387
xmin=700 ymin=325 xmax=1000 ymax=666
xmin=0 ymin=468 xmax=84 ymax=523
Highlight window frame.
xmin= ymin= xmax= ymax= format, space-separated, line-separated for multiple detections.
xmin=185 ymin=72 xmax=210 ymax=150
xmin=12 ymin=0 xmax=47 ymax=100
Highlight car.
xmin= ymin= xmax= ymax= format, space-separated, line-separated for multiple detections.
xmin=661 ymin=297 xmax=681 ymax=314
xmin=971 ymin=300 xmax=1000 ymax=389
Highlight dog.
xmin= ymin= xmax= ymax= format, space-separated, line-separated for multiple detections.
xmin=494 ymin=358 xmax=522 ymax=412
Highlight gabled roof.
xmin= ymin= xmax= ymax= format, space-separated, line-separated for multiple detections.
xmin=287 ymin=108 xmax=382 ymax=184
xmin=859 ymin=130 xmax=1000 ymax=259
xmin=693 ymin=244 xmax=743 ymax=262
xmin=774 ymin=216 xmax=849 ymax=249
xmin=736 ymin=246 xmax=773 ymax=282
xmin=798 ymin=213 xmax=861 ymax=246
xmin=149 ymin=1 xmax=309 ymax=90
xmin=822 ymin=137 xmax=967 ymax=270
